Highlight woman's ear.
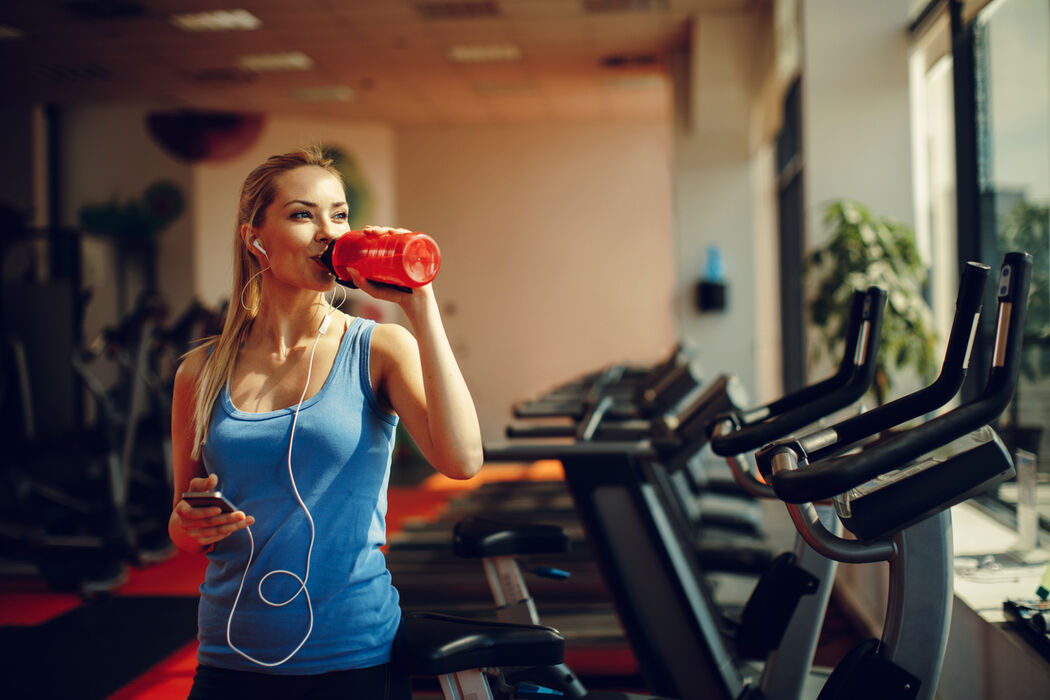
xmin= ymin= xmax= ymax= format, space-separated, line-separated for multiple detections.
xmin=241 ymin=224 xmax=264 ymax=260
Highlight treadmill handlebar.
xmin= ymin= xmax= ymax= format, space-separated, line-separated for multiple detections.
xmin=770 ymin=252 xmax=1032 ymax=504
xmin=483 ymin=440 xmax=658 ymax=463
xmin=708 ymin=286 xmax=886 ymax=457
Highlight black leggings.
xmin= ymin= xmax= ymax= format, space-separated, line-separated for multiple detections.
xmin=187 ymin=662 xmax=412 ymax=700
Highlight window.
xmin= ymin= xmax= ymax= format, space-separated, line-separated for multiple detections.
xmin=913 ymin=0 xmax=1050 ymax=525
xmin=972 ymin=0 xmax=1050 ymax=522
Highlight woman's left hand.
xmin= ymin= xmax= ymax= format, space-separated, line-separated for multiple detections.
xmin=344 ymin=225 xmax=432 ymax=308
xmin=343 ymin=266 xmax=431 ymax=307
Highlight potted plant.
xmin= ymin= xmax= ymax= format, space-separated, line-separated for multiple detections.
xmin=78 ymin=180 xmax=184 ymax=316
xmin=805 ymin=200 xmax=937 ymax=406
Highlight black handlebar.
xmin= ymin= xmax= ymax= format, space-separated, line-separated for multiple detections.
xmin=771 ymin=252 xmax=1032 ymax=503
xmin=482 ymin=440 xmax=658 ymax=463
xmin=761 ymin=261 xmax=990 ymax=471
xmin=748 ymin=289 xmax=866 ymax=418
xmin=709 ymin=286 xmax=886 ymax=457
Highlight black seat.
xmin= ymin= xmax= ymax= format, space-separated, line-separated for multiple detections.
xmin=393 ymin=611 xmax=565 ymax=675
xmin=452 ymin=517 xmax=570 ymax=558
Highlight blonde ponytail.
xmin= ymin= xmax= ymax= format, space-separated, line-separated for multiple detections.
xmin=187 ymin=145 xmax=343 ymax=459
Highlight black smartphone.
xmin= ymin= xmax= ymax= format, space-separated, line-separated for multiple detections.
xmin=182 ymin=490 xmax=237 ymax=513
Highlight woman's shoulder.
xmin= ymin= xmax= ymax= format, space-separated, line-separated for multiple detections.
xmin=369 ymin=321 xmax=415 ymax=354
xmin=368 ymin=322 xmax=418 ymax=375
xmin=174 ymin=339 xmax=216 ymax=388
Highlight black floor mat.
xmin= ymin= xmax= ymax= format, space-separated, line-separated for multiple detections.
xmin=0 ymin=595 xmax=199 ymax=700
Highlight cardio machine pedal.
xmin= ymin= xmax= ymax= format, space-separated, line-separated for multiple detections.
xmin=515 ymin=681 xmax=565 ymax=697
xmin=531 ymin=566 xmax=571 ymax=581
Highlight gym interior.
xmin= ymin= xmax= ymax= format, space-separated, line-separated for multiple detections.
xmin=1 ymin=0 xmax=1049 ymax=698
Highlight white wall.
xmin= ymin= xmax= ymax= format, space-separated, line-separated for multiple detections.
xmin=396 ymin=121 xmax=677 ymax=441
xmin=801 ymin=0 xmax=916 ymax=243
xmin=671 ymin=8 xmax=780 ymax=403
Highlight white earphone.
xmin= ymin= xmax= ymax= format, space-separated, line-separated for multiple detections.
xmin=252 ymin=239 xmax=267 ymax=257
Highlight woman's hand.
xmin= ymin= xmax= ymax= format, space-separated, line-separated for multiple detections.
xmin=171 ymin=473 xmax=254 ymax=550
xmin=345 ymin=226 xmax=431 ymax=307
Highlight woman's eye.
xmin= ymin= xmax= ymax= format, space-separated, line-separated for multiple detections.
xmin=334 ymin=211 xmax=348 ymax=221
xmin=291 ymin=210 xmax=312 ymax=220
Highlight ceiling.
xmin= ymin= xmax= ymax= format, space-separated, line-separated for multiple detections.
xmin=0 ymin=0 xmax=756 ymax=126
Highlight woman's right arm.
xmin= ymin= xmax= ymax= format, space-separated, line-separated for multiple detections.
xmin=169 ymin=348 xmax=253 ymax=553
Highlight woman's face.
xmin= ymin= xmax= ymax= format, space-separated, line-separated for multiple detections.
xmin=253 ymin=165 xmax=350 ymax=292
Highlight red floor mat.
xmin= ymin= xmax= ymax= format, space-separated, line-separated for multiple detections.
xmin=107 ymin=639 xmax=198 ymax=700
xmin=0 ymin=581 xmax=82 ymax=626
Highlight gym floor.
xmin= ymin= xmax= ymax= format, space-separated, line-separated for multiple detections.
xmin=0 ymin=463 xmax=867 ymax=699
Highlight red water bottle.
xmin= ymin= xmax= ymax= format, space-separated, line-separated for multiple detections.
xmin=320 ymin=229 xmax=441 ymax=290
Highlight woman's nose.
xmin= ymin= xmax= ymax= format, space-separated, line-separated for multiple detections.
xmin=317 ymin=220 xmax=341 ymax=241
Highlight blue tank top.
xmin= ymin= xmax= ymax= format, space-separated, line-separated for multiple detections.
xmin=197 ymin=317 xmax=401 ymax=674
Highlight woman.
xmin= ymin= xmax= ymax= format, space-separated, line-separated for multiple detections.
xmin=169 ymin=146 xmax=483 ymax=699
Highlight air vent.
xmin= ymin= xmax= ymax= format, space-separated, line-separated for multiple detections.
xmin=414 ymin=1 xmax=501 ymax=20
xmin=601 ymin=53 xmax=660 ymax=69
xmin=36 ymin=63 xmax=112 ymax=83
xmin=188 ymin=67 xmax=256 ymax=84
xmin=62 ymin=1 xmax=147 ymax=20
xmin=582 ymin=0 xmax=668 ymax=12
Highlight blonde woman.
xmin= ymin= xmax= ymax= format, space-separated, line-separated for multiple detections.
xmin=169 ymin=146 xmax=482 ymax=699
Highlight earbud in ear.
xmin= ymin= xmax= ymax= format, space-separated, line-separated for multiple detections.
xmin=252 ymin=239 xmax=267 ymax=257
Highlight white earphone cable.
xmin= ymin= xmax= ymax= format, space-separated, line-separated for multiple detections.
xmin=226 ymin=302 xmax=333 ymax=667
xmin=239 ymin=265 xmax=270 ymax=312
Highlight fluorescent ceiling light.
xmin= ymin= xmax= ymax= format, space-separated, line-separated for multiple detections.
xmin=291 ymin=86 xmax=355 ymax=103
xmin=238 ymin=52 xmax=314 ymax=72
xmin=170 ymin=9 xmax=262 ymax=32
xmin=447 ymin=43 xmax=521 ymax=63
xmin=0 ymin=24 xmax=25 ymax=39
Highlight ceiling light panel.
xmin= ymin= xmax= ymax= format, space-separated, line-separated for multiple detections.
xmin=447 ymin=43 xmax=521 ymax=63
xmin=237 ymin=51 xmax=314 ymax=72
xmin=290 ymin=86 xmax=355 ymax=103
xmin=170 ymin=9 xmax=262 ymax=32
